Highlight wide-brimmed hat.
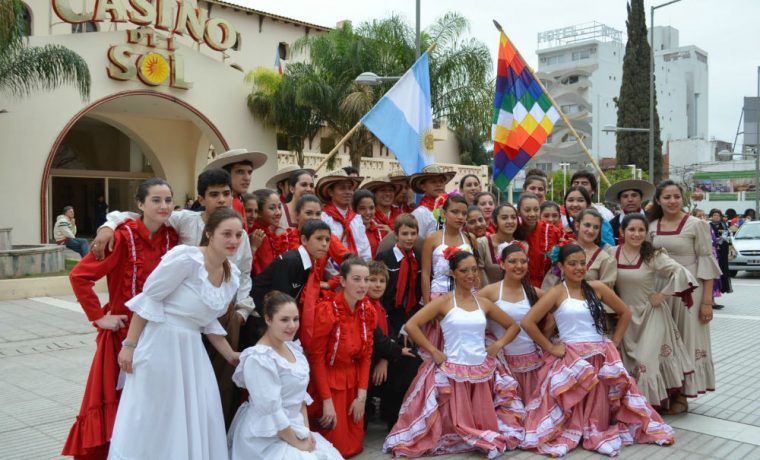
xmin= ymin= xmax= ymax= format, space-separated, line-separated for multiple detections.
xmin=389 ymin=168 xmax=410 ymax=184
xmin=604 ymin=179 xmax=655 ymax=204
xmin=204 ymin=149 xmax=268 ymax=172
xmin=265 ymin=165 xmax=315 ymax=190
xmin=409 ymin=165 xmax=456 ymax=194
xmin=360 ymin=175 xmax=401 ymax=194
xmin=315 ymin=169 xmax=364 ymax=202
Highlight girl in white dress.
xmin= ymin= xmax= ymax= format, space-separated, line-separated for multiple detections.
xmin=228 ymin=291 xmax=342 ymax=460
xmin=109 ymin=208 xmax=244 ymax=460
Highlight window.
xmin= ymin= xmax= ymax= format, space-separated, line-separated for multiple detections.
xmin=72 ymin=22 xmax=98 ymax=33
xmin=561 ymin=75 xmax=579 ymax=85
xmin=278 ymin=42 xmax=289 ymax=60
xmin=560 ymin=104 xmax=580 ymax=114
xmin=232 ymin=33 xmax=242 ymax=51
xmin=572 ymin=49 xmax=591 ymax=61
xmin=276 ymin=133 xmax=288 ymax=150
xmin=545 ymin=54 xmax=564 ymax=65
xmin=320 ymin=136 xmax=336 ymax=154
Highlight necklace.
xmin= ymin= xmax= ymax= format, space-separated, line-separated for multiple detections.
xmin=620 ymin=247 xmax=639 ymax=265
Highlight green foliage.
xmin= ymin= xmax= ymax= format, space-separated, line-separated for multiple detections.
xmin=616 ymin=0 xmax=662 ymax=182
xmin=276 ymin=12 xmax=492 ymax=172
xmin=0 ymin=0 xmax=90 ymax=100
xmin=456 ymin=130 xmax=489 ymax=166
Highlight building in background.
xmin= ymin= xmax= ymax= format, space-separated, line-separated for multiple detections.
xmin=652 ymin=26 xmax=709 ymax=143
xmin=530 ymin=21 xmax=624 ymax=172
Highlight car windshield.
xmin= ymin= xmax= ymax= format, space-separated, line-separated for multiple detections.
xmin=735 ymin=224 xmax=760 ymax=239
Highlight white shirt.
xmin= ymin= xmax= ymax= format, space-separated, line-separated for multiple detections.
xmin=297 ymin=245 xmax=312 ymax=270
xmin=411 ymin=206 xmax=438 ymax=240
xmin=104 ymin=210 xmax=255 ymax=319
xmin=320 ymin=207 xmax=371 ymax=260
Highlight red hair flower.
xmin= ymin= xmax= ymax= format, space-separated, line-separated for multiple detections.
xmin=443 ymin=246 xmax=462 ymax=261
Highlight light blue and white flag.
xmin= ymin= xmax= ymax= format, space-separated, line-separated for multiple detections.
xmin=360 ymin=52 xmax=434 ymax=175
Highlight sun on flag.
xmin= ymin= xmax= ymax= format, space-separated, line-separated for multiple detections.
xmin=492 ymin=30 xmax=559 ymax=191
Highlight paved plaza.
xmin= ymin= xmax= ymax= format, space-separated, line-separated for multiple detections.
xmin=1 ymin=276 xmax=760 ymax=459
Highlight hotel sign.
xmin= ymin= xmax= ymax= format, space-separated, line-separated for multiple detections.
xmin=52 ymin=0 xmax=240 ymax=89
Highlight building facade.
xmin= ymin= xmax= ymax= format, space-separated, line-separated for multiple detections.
xmin=532 ymin=21 xmax=624 ymax=172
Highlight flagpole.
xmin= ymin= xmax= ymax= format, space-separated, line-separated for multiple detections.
xmin=492 ymin=21 xmax=611 ymax=187
xmin=313 ymin=42 xmax=438 ymax=174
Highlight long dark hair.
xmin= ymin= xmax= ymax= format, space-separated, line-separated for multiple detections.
xmin=558 ymin=244 xmax=608 ymax=336
xmin=500 ymin=244 xmax=538 ymax=306
xmin=563 ymin=186 xmax=593 ymax=228
xmin=647 ymin=180 xmax=684 ymax=222
xmin=286 ymin=169 xmax=314 ymax=203
xmin=514 ymin=192 xmax=540 ymax=240
xmin=199 ymin=208 xmax=242 ymax=282
xmin=620 ymin=213 xmax=655 ymax=263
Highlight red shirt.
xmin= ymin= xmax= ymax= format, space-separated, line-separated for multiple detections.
xmin=306 ymin=293 xmax=376 ymax=400
xmin=525 ymin=220 xmax=561 ymax=288
xmin=233 ymin=194 xmax=249 ymax=232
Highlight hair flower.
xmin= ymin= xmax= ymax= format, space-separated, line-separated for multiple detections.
xmin=432 ymin=190 xmax=461 ymax=223
xmin=443 ymin=246 xmax=462 ymax=261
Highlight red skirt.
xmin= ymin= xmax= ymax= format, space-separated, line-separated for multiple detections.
xmin=62 ymin=328 xmax=126 ymax=459
xmin=307 ymin=385 xmax=364 ymax=458
xmin=521 ymin=341 xmax=674 ymax=457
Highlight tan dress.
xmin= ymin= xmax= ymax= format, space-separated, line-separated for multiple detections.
xmin=541 ymin=245 xmax=617 ymax=290
xmin=477 ymin=235 xmax=506 ymax=285
xmin=649 ymin=215 xmax=722 ymax=397
xmin=614 ymin=247 xmax=697 ymax=406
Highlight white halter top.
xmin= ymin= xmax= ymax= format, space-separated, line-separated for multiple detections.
xmin=489 ymin=282 xmax=537 ymax=355
xmin=554 ymin=282 xmax=604 ymax=344
xmin=440 ymin=291 xmax=487 ymax=365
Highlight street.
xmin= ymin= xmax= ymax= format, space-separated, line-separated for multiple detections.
xmin=1 ymin=275 xmax=760 ymax=459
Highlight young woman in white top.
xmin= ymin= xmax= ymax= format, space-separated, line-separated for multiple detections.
xmin=110 ymin=208 xmax=244 ymax=460
xmin=228 ymin=291 xmax=341 ymax=460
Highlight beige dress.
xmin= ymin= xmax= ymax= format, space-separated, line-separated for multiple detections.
xmin=614 ymin=247 xmax=697 ymax=406
xmin=649 ymin=215 xmax=722 ymax=397
xmin=477 ymin=235 xmax=507 ymax=285
xmin=541 ymin=245 xmax=617 ymax=290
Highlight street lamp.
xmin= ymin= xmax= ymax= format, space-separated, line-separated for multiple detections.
xmin=354 ymin=72 xmax=401 ymax=86
xmin=627 ymin=164 xmax=637 ymax=179
xmin=559 ymin=162 xmax=570 ymax=197
xmin=650 ymin=0 xmax=683 ymax=184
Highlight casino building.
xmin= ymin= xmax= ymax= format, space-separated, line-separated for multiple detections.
xmin=1 ymin=0 xmax=330 ymax=243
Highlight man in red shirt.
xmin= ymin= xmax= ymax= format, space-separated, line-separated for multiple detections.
xmin=204 ymin=149 xmax=267 ymax=231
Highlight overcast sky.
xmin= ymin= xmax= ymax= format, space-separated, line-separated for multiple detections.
xmin=243 ymin=0 xmax=760 ymax=147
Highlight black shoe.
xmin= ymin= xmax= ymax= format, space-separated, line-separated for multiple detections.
xmin=713 ymin=304 xmax=725 ymax=310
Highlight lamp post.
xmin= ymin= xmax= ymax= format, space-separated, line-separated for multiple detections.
xmin=559 ymin=162 xmax=570 ymax=197
xmin=354 ymin=72 xmax=401 ymax=86
xmin=627 ymin=164 xmax=637 ymax=179
xmin=650 ymin=0 xmax=683 ymax=184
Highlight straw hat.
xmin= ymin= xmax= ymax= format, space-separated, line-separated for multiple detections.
xmin=315 ymin=169 xmax=364 ymax=202
xmin=204 ymin=148 xmax=268 ymax=172
xmin=360 ymin=175 xmax=401 ymax=194
xmin=604 ymin=179 xmax=655 ymax=204
xmin=409 ymin=165 xmax=456 ymax=194
xmin=389 ymin=168 xmax=410 ymax=184
xmin=265 ymin=165 xmax=315 ymax=190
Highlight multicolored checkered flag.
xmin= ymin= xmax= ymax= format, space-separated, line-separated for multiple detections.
xmin=492 ymin=30 xmax=559 ymax=191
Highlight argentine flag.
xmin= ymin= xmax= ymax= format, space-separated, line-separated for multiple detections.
xmin=361 ymin=52 xmax=434 ymax=175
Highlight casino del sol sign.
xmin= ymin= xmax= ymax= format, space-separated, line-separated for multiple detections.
xmin=52 ymin=0 xmax=240 ymax=89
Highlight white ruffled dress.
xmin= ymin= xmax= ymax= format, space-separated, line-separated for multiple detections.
xmin=227 ymin=341 xmax=342 ymax=460
xmin=108 ymin=245 xmax=239 ymax=460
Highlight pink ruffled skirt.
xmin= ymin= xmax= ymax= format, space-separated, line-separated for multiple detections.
xmin=384 ymin=323 xmax=525 ymax=458
xmin=521 ymin=341 xmax=674 ymax=457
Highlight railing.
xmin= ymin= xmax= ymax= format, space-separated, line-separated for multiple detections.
xmin=277 ymin=151 xmax=490 ymax=190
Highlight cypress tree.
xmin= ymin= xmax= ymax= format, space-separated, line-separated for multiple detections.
xmin=616 ymin=0 xmax=663 ymax=181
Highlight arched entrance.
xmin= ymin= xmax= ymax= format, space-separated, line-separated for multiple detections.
xmin=41 ymin=90 xmax=229 ymax=241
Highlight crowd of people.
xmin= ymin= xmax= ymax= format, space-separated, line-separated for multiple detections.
xmin=60 ymin=150 xmax=728 ymax=459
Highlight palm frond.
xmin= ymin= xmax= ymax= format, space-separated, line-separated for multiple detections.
xmin=0 ymin=43 xmax=90 ymax=99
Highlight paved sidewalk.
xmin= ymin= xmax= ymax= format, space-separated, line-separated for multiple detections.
xmin=1 ymin=277 xmax=760 ymax=459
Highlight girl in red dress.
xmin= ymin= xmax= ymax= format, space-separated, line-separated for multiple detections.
xmin=250 ymin=189 xmax=290 ymax=276
xmin=515 ymin=192 xmax=561 ymax=288
xmin=62 ymin=178 xmax=178 ymax=460
xmin=305 ymin=257 xmax=376 ymax=458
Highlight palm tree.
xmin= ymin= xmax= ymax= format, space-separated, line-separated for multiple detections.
xmin=288 ymin=13 xmax=493 ymax=172
xmin=245 ymin=66 xmax=322 ymax=167
xmin=0 ymin=0 xmax=90 ymax=103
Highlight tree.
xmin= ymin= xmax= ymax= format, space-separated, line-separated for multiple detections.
xmin=0 ymin=0 xmax=90 ymax=102
xmin=288 ymin=13 xmax=493 ymax=172
xmin=615 ymin=0 xmax=663 ymax=182
xmin=245 ymin=67 xmax=322 ymax=167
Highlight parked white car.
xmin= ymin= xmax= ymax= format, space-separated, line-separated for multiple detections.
xmin=729 ymin=221 xmax=760 ymax=276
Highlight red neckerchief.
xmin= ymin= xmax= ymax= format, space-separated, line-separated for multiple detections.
xmin=374 ymin=207 xmax=399 ymax=233
xmin=395 ymin=244 xmax=419 ymax=314
xmin=395 ymin=203 xmax=416 ymax=214
xmin=485 ymin=221 xmax=496 ymax=236
xmin=232 ymin=195 xmax=248 ymax=232
xmin=365 ymin=220 xmax=382 ymax=258
xmin=280 ymin=227 xmax=300 ymax=252
xmin=369 ymin=298 xmax=388 ymax=336
xmin=322 ymin=203 xmax=358 ymax=254
xmin=419 ymin=195 xmax=436 ymax=211
xmin=299 ymin=253 xmax=327 ymax=349
xmin=252 ymin=221 xmax=286 ymax=258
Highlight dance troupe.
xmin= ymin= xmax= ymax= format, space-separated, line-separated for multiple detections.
xmin=61 ymin=148 xmax=722 ymax=459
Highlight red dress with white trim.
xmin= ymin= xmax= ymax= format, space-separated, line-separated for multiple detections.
xmin=62 ymin=219 xmax=177 ymax=459
xmin=304 ymin=292 xmax=375 ymax=458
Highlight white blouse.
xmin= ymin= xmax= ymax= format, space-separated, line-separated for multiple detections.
xmin=320 ymin=209 xmax=372 ymax=260
xmin=126 ymin=245 xmax=240 ymax=334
